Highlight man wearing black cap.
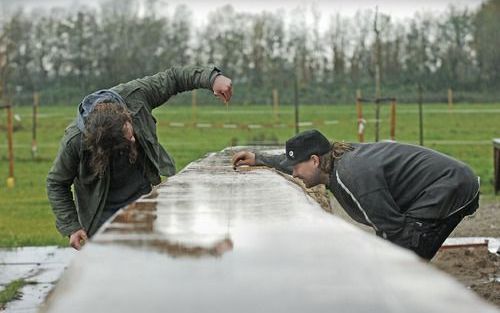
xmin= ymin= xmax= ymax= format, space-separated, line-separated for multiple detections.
xmin=232 ymin=129 xmax=480 ymax=260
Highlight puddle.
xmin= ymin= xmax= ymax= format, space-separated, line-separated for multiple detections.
xmin=0 ymin=247 xmax=75 ymax=313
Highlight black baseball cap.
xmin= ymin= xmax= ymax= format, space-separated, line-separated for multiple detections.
xmin=280 ymin=129 xmax=331 ymax=168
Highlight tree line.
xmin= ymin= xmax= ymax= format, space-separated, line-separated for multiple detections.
xmin=0 ymin=0 xmax=499 ymax=106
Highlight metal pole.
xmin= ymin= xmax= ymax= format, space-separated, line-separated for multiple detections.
xmin=448 ymin=88 xmax=453 ymax=110
xmin=494 ymin=139 xmax=500 ymax=195
xmin=418 ymin=83 xmax=424 ymax=146
xmin=374 ymin=7 xmax=381 ymax=142
xmin=294 ymin=74 xmax=299 ymax=135
xmin=390 ymin=99 xmax=396 ymax=141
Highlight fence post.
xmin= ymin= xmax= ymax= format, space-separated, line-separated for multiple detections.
xmin=356 ymin=89 xmax=364 ymax=142
xmin=272 ymin=88 xmax=280 ymax=124
xmin=418 ymin=83 xmax=424 ymax=146
xmin=448 ymin=88 xmax=453 ymax=110
xmin=294 ymin=74 xmax=299 ymax=135
xmin=390 ymin=98 xmax=396 ymax=141
xmin=494 ymin=139 xmax=500 ymax=195
xmin=191 ymin=89 xmax=197 ymax=124
xmin=6 ymin=101 xmax=15 ymax=188
xmin=32 ymin=91 xmax=39 ymax=158
xmin=375 ymin=98 xmax=381 ymax=142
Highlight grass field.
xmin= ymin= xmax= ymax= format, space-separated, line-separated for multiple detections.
xmin=0 ymin=101 xmax=499 ymax=247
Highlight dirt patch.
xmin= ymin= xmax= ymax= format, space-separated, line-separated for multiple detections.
xmin=450 ymin=201 xmax=500 ymax=238
xmin=432 ymin=246 xmax=500 ymax=307
xmin=433 ymin=200 xmax=500 ymax=308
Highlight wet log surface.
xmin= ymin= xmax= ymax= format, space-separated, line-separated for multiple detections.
xmin=41 ymin=148 xmax=499 ymax=313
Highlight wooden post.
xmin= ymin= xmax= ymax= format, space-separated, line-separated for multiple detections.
xmin=191 ymin=89 xmax=197 ymax=124
xmin=272 ymin=88 xmax=279 ymax=124
xmin=448 ymin=88 xmax=453 ymax=110
xmin=390 ymin=99 xmax=396 ymax=141
xmin=356 ymin=90 xmax=364 ymax=142
xmin=32 ymin=91 xmax=39 ymax=158
xmin=6 ymin=102 xmax=15 ymax=188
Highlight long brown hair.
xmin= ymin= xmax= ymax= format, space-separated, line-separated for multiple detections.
xmin=83 ymin=102 xmax=137 ymax=177
xmin=319 ymin=141 xmax=353 ymax=173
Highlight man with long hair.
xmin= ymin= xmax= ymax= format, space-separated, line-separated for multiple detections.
xmin=232 ymin=129 xmax=479 ymax=260
xmin=47 ymin=66 xmax=232 ymax=250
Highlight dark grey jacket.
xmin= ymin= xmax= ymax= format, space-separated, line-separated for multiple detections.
xmin=256 ymin=142 xmax=480 ymax=238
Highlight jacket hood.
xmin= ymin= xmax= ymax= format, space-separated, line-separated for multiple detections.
xmin=76 ymin=89 xmax=127 ymax=131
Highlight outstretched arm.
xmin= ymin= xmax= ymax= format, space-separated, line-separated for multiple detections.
xmin=111 ymin=65 xmax=231 ymax=111
xmin=232 ymin=151 xmax=292 ymax=175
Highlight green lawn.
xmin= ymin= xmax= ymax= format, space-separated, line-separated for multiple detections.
xmin=1 ymin=101 xmax=499 ymax=247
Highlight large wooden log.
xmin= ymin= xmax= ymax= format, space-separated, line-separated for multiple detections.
xmin=40 ymin=148 xmax=499 ymax=313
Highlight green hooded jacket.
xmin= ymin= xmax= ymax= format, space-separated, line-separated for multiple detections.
xmin=46 ymin=65 xmax=220 ymax=237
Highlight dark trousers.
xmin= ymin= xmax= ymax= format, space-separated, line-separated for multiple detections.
xmin=388 ymin=194 xmax=479 ymax=260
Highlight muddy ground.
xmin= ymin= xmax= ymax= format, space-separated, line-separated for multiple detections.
xmin=329 ymin=197 xmax=500 ymax=307
xmin=433 ymin=246 xmax=499 ymax=307
xmin=434 ymin=200 xmax=500 ymax=307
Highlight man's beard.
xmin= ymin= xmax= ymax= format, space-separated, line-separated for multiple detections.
xmin=302 ymin=173 xmax=321 ymax=189
xmin=303 ymin=180 xmax=314 ymax=188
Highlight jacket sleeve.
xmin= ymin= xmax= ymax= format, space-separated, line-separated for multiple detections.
xmin=255 ymin=152 xmax=293 ymax=175
xmin=112 ymin=65 xmax=221 ymax=111
xmin=46 ymin=132 xmax=83 ymax=237
xmin=356 ymin=188 xmax=406 ymax=238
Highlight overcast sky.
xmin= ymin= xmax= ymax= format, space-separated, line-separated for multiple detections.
xmin=1 ymin=0 xmax=486 ymax=30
